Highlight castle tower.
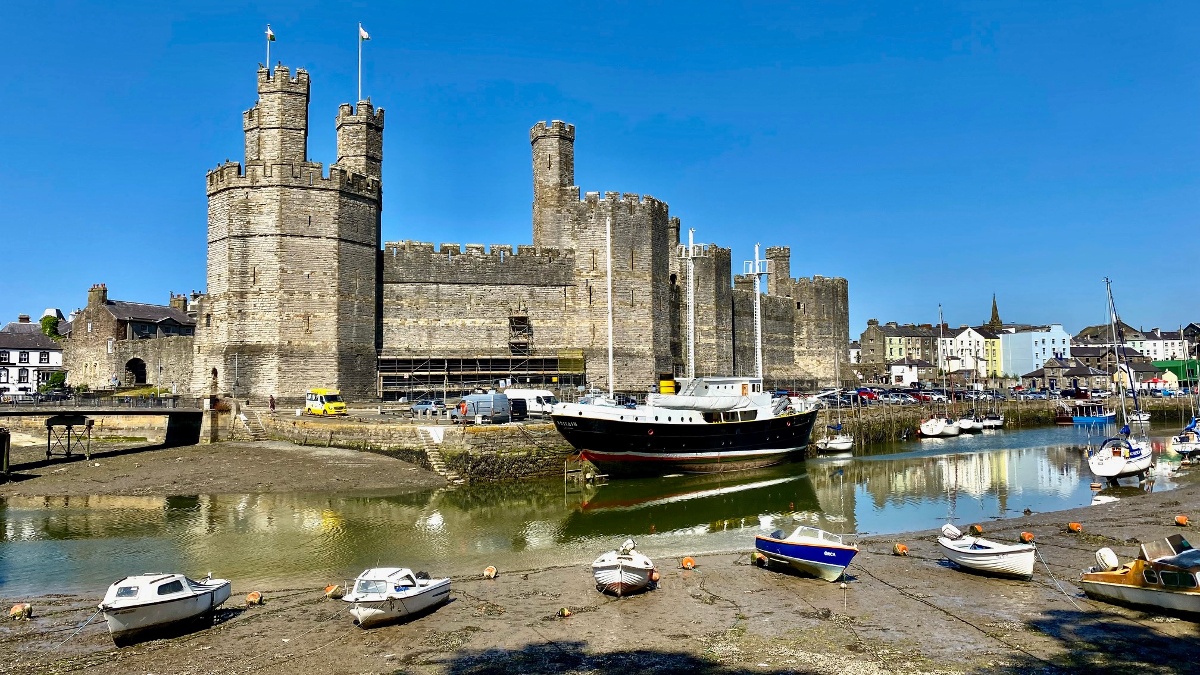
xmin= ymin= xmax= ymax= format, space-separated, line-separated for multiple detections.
xmin=195 ymin=65 xmax=383 ymax=401
xmin=531 ymin=121 xmax=578 ymax=249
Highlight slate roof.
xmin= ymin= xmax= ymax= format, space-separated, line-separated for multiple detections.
xmin=0 ymin=327 xmax=59 ymax=350
xmin=0 ymin=321 xmax=43 ymax=335
xmin=102 ymin=301 xmax=194 ymax=326
xmin=887 ymin=357 xmax=934 ymax=368
xmin=972 ymin=327 xmax=1000 ymax=340
xmin=879 ymin=324 xmax=935 ymax=338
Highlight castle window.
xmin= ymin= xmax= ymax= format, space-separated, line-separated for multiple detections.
xmin=591 ymin=250 xmax=596 ymax=271
xmin=206 ymin=314 xmax=212 ymax=327
xmin=87 ymin=322 xmax=92 ymax=333
xmin=107 ymin=339 xmax=114 ymax=354
xmin=630 ymin=249 xmax=635 ymax=270
xmin=0 ymin=370 xmax=6 ymax=383
xmin=588 ymin=286 xmax=593 ymax=307
xmin=670 ymin=274 xmax=677 ymax=285
xmin=630 ymin=289 xmax=635 ymax=307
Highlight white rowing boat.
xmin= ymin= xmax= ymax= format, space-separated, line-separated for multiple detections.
xmin=592 ymin=539 xmax=656 ymax=596
xmin=936 ymin=524 xmax=1035 ymax=579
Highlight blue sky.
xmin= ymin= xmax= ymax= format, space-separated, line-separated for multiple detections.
xmin=1 ymin=1 xmax=1196 ymax=336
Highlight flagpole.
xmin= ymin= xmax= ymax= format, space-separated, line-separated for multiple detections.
xmin=357 ymin=23 xmax=362 ymax=102
xmin=266 ymin=25 xmax=270 ymax=66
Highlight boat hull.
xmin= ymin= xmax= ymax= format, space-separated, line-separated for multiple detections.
xmin=591 ymin=550 xmax=655 ymax=596
xmin=938 ymin=421 xmax=961 ymax=437
xmin=555 ymin=410 xmax=817 ymax=477
xmin=349 ymin=579 xmax=451 ymax=628
xmin=815 ymin=435 xmax=854 ymax=452
xmin=937 ymin=537 xmax=1035 ymax=579
xmin=754 ymin=535 xmax=858 ymax=582
xmin=1080 ymin=579 xmax=1200 ymax=616
xmin=103 ymin=581 xmax=231 ymax=645
xmin=1088 ymin=439 xmax=1153 ymax=479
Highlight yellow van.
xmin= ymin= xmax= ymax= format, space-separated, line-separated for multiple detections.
xmin=305 ymin=389 xmax=347 ymax=416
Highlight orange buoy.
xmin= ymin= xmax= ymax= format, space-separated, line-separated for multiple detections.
xmin=1089 ymin=483 xmax=1102 ymax=491
xmin=1175 ymin=515 xmax=1189 ymax=527
xmin=558 ymin=607 xmax=572 ymax=617
xmin=245 ymin=591 xmax=263 ymax=606
xmin=892 ymin=543 xmax=909 ymax=556
xmin=650 ymin=568 xmax=661 ymax=583
xmin=1068 ymin=522 xmax=1083 ymax=533
xmin=681 ymin=557 xmax=696 ymax=570
xmin=1019 ymin=532 xmax=1035 ymax=544
xmin=483 ymin=566 xmax=498 ymax=579
xmin=9 ymin=603 xmax=32 ymax=620
xmin=968 ymin=524 xmax=984 ymax=536
xmin=324 ymin=584 xmax=344 ymax=599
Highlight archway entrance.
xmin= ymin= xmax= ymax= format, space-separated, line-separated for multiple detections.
xmin=125 ymin=358 xmax=147 ymax=385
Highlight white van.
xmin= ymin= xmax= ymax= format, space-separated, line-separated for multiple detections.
xmin=501 ymin=389 xmax=559 ymax=417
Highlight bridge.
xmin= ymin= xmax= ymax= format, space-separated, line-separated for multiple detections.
xmin=0 ymin=404 xmax=205 ymax=476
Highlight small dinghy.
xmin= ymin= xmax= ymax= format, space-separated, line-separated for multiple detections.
xmin=937 ymin=524 xmax=1035 ymax=579
xmin=592 ymin=539 xmax=656 ymax=596
xmin=343 ymin=568 xmax=451 ymax=628
xmin=1080 ymin=535 xmax=1200 ymax=617
xmin=981 ymin=413 xmax=1004 ymax=429
xmin=755 ymin=525 xmax=858 ymax=581
xmin=99 ymin=573 xmax=231 ymax=645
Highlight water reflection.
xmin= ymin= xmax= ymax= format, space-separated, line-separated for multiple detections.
xmin=0 ymin=426 xmax=1188 ymax=596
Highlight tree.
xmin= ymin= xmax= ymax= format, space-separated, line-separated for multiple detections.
xmin=38 ymin=371 xmax=67 ymax=393
xmin=40 ymin=315 xmax=63 ymax=340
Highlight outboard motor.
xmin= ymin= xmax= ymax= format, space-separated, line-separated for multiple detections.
xmin=1094 ymin=547 xmax=1119 ymax=572
xmin=941 ymin=523 xmax=963 ymax=540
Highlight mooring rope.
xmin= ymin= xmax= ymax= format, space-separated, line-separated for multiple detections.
xmin=52 ymin=607 xmax=104 ymax=650
xmin=1035 ymin=546 xmax=1084 ymax=611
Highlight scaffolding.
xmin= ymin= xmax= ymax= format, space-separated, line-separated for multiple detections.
xmin=378 ymin=350 xmax=586 ymax=401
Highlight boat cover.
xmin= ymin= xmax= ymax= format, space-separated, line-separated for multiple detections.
xmin=645 ymin=394 xmax=746 ymax=411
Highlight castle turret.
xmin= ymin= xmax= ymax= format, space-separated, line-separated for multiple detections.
xmin=243 ymin=65 xmax=310 ymax=163
xmin=335 ymin=99 xmax=384 ymax=179
xmin=765 ymin=246 xmax=791 ymax=297
xmin=531 ymin=120 xmax=576 ymax=248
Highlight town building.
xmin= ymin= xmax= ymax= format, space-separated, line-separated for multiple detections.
xmin=936 ymin=325 xmax=994 ymax=381
xmin=858 ymin=320 xmax=936 ymax=380
xmin=1113 ymin=361 xmax=1166 ymax=391
xmin=848 ymin=341 xmax=860 ymax=365
xmin=0 ymin=315 xmax=64 ymax=396
xmin=887 ymin=357 xmax=935 ymax=386
xmin=63 ymin=284 xmax=195 ymax=391
xmin=1020 ymin=357 xmax=1109 ymax=392
xmin=188 ymin=64 xmax=849 ymax=402
xmin=999 ymin=324 xmax=1070 ymax=379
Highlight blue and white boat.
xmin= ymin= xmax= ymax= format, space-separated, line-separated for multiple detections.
xmin=754 ymin=526 xmax=858 ymax=581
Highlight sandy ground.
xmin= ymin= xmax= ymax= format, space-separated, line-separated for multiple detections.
xmin=3 ymin=462 xmax=1199 ymax=673
xmin=0 ymin=440 xmax=444 ymax=496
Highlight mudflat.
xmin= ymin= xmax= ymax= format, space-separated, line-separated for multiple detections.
xmin=0 ymin=440 xmax=444 ymax=496
xmin=3 ymin=464 xmax=1199 ymax=673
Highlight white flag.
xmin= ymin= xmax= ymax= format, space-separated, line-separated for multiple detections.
xmin=266 ymin=25 xmax=275 ymax=41
xmin=359 ymin=25 xmax=370 ymax=41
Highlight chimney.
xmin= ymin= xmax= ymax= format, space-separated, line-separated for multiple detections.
xmin=88 ymin=283 xmax=108 ymax=307
xmin=169 ymin=293 xmax=187 ymax=313
xmin=17 ymin=314 xmax=30 ymax=323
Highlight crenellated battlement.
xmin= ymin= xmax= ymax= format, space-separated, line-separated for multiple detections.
xmin=205 ymin=161 xmax=381 ymax=198
xmin=530 ymin=120 xmax=575 ymax=142
xmin=256 ymin=64 xmax=309 ymax=93
xmin=383 ymin=240 xmax=575 ymax=286
xmin=336 ymin=100 xmax=385 ymax=129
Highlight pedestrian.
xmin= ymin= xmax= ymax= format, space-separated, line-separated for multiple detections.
xmin=269 ymin=394 xmax=276 ymax=414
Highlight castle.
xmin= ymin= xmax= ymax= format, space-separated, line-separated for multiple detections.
xmin=182 ymin=64 xmax=849 ymax=401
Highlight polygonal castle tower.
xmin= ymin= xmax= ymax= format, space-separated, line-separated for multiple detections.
xmin=193 ymin=64 xmax=383 ymax=401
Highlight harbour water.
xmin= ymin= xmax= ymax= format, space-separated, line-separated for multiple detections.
xmin=1 ymin=424 xmax=1189 ymax=596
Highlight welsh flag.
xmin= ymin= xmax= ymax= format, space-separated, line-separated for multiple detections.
xmin=359 ymin=25 xmax=370 ymax=41
xmin=266 ymin=25 xmax=275 ymax=41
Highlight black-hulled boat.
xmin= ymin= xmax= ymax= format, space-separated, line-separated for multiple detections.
xmin=552 ymin=375 xmax=817 ymax=477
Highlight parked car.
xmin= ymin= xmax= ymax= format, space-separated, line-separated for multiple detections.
xmin=411 ymin=399 xmax=446 ymax=414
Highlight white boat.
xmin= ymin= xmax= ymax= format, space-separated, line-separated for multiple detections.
xmin=919 ymin=417 xmax=945 ymax=437
xmin=815 ymin=434 xmax=854 ymax=452
xmin=814 ymin=348 xmax=854 ymax=453
xmin=592 ymin=539 xmax=655 ymax=596
xmin=1088 ymin=435 xmax=1153 ymax=479
xmin=1080 ymin=536 xmax=1200 ymax=616
xmin=936 ymin=524 xmax=1035 ymax=579
xmin=939 ymin=419 xmax=961 ymax=437
xmin=981 ymin=413 xmax=1005 ymax=429
xmin=99 ymin=573 xmax=231 ymax=645
xmin=342 ymin=568 xmax=451 ymax=628
xmin=1171 ymin=418 xmax=1199 ymax=458
xmin=1129 ymin=411 xmax=1151 ymax=424
xmin=958 ymin=416 xmax=982 ymax=432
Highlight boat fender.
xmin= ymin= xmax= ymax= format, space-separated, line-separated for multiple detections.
xmin=1019 ymin=532 xmax=1035 ymax=544
xmin=753 ymin=552 xmax=769 ymax=567
xmin=459 ymin=401 xmax=468 ymax=416
xmin=647 ymin=429 xmax=654 ymax=435
xmin=1175 ymin=515 xmax=1190 ymax=527
xmin=8 ymin=603 xmax=31 ymax=621
xmin=680 ymin=557 xmax=696 ymax=570
xmin=1068 ymin=522 xmax=1083 ymax=533
xmin=650 ymin=568 xmax=660 ymax=583
xmin=483 ymin=566 xmax=498 ymax=579
xmin=940 ymin=524 xmax=962 ymax=540
xmin=1089 ymin=483 xmax=1102 ymax=491
xmin=1095 ymin=548 xmax=1119 ymax=572
xmin=891 ymin=543 xmax=909 ymax=556
xmin=968 ymin=524 xmax=984 ymax=536
xmin=558 ymin=607 xmax=572 ymax=617
xmin=246 ymin=591 xmax=263 ymax=606
xmin=324 ymin=585 xmax=344 ymax=599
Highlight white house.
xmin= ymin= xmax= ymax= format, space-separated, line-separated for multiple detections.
xmin=888 ymin=357 xmax=935 ymax=386
xmin=1132 ymin=328 xmax=1190 ymax=361
xmin=999 ymin=324 xmax=1071 ymax=379
xmin=0 ymin=315 xmax=64 ymax=397
xmin=936 ymin=325 xmax=991 ymax=379
xmin=848 ymin=341 xmax=861 ymax=365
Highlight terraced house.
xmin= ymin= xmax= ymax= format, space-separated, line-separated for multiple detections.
xmin=0 ymin=315 xmax=63 ymax=397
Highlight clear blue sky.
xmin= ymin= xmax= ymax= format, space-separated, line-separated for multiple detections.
xmin=2 ymin=1 xmax=1197 ymax=336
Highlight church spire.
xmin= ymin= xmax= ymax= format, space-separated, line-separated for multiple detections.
xmin=987 ymin=294 xmax=1002 ymax=330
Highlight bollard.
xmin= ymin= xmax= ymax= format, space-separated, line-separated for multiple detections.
xmin=1 ymin=427 xmax=9 ymax=480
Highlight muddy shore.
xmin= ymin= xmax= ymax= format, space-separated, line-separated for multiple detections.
xmin=2 ymin=446 xmax=1198 ymax=674
xmin=0 ymin=439 xmax=444 ymax=497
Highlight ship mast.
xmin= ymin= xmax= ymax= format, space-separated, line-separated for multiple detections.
xmin=744 ymin=244 xmax=770 ymax=381
xmin=606 ymin=216 xmax=615 ymax=398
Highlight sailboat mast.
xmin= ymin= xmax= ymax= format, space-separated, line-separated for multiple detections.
xmin=686 ymin=229 xmax=696 ymax=380
xmin=606 ymin=216 xmax=615 ymax=398
xmin=1105 ymin=278 xmax=1129 ymax=424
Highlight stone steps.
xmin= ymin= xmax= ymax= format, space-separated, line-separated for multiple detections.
xmin=417 ymin=428 xmax=464 ymax=484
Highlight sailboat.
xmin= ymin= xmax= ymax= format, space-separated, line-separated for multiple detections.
xmin=552 ymin=229 xmax=817 ymax=476
xmin=815 ymin=346 xmax=854 ymax=452
xmin=1170 ymin=359 xmax=1200 ymax=458
xmin=1087 ymin=278 xmax=1153 ymax=482
xmin=921 ymin=306 xmax=960 ymax=437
